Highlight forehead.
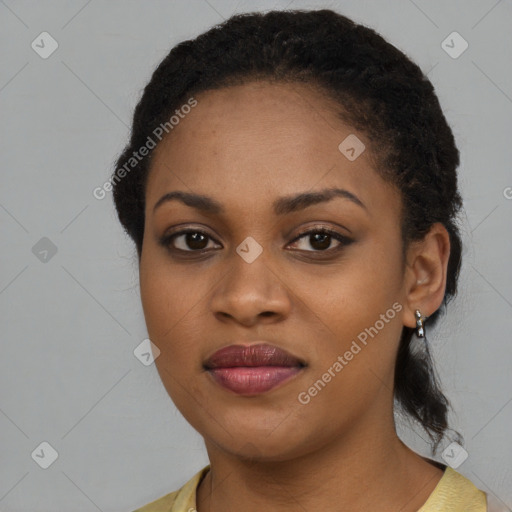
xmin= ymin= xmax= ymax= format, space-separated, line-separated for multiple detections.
xmin=145 ymin=81 xmax=399 ymax=217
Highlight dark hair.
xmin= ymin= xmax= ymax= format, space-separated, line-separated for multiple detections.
xmin=112 ymin=8 xmax=464 ymax=453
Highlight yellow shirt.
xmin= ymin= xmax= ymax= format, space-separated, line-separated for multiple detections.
xmin=132 ymin=464 xmax=492 ymax=511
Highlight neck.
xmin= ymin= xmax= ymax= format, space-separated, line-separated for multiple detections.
xmin=196 ymin=407 xmax=444 ymax=511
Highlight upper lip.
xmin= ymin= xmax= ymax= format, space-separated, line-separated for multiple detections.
xmin=204 ymin=343 xmax=306 ymax=369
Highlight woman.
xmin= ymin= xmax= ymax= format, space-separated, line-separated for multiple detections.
xmin=111 ymin=8 xmax=503 ymax=511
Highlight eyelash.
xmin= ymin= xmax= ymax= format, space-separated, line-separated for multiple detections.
xmin=159 ymin=226 xmax=353 ymax=257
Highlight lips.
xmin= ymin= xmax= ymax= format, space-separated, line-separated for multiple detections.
xmin=204 ymin=343 xmax=305 ymax=369
xmin=204 ymin=343 xmax=305 ymax=395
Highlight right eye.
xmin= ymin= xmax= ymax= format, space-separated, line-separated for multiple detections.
xmin=160 ymin=229 xmax=221 ymax=253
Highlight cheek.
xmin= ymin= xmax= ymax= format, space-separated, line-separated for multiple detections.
xmin=139 ymin=258 xmax=206 ymax=412
xmin=139 ymin=252 xmax=202 ymax=370
xmin=297 ymin=238 xmax=404 ymax=383
xmin=301 ymin=245 xmax=402 ymax=334
xmin=140 ymin=246 xmax=200 ymax=334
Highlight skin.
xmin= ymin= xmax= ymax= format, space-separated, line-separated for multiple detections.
xmin=139 ymin=80 xmax=451 ymax=511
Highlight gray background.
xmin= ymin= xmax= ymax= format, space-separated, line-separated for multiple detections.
xmin=1 ymin=0 xmax=511 ymax=510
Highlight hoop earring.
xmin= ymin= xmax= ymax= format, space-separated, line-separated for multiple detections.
xmin=415 ymin=309 xmax=427 ymax=338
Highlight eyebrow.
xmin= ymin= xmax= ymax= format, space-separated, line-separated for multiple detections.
xmin=152 ymin=187 xmax=367 ymax=216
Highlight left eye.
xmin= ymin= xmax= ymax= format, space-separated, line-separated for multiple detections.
xmin=288 ymin=228 xmax=351 ymax=252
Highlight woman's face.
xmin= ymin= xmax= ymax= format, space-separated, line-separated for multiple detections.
xmin=140 ymin=81 xmax=414 ymax=460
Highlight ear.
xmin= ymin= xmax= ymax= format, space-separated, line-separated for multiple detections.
xmin=402 ymin=222 xmax=451 ymax=330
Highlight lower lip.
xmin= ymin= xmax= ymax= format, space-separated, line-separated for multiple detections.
xmin=207 ymin=366 xmax=303 ymax=395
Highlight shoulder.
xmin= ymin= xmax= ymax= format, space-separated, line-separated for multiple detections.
xmin=132 ymin=490 xmax=179 ymax=512
xmin=419 ymin=466 xmax=489 ymax=511
xmin=131 ymin=465 xmax=210 ymax=512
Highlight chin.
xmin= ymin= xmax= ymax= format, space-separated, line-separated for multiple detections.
xmin=215 ymin=438 xmax=303 ymax=462
xmin=201 ymin=414 xmax=318 ymax=462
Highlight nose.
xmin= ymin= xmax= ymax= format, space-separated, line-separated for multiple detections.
xmin=209 ymin=251 xmax=292 ymax=327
